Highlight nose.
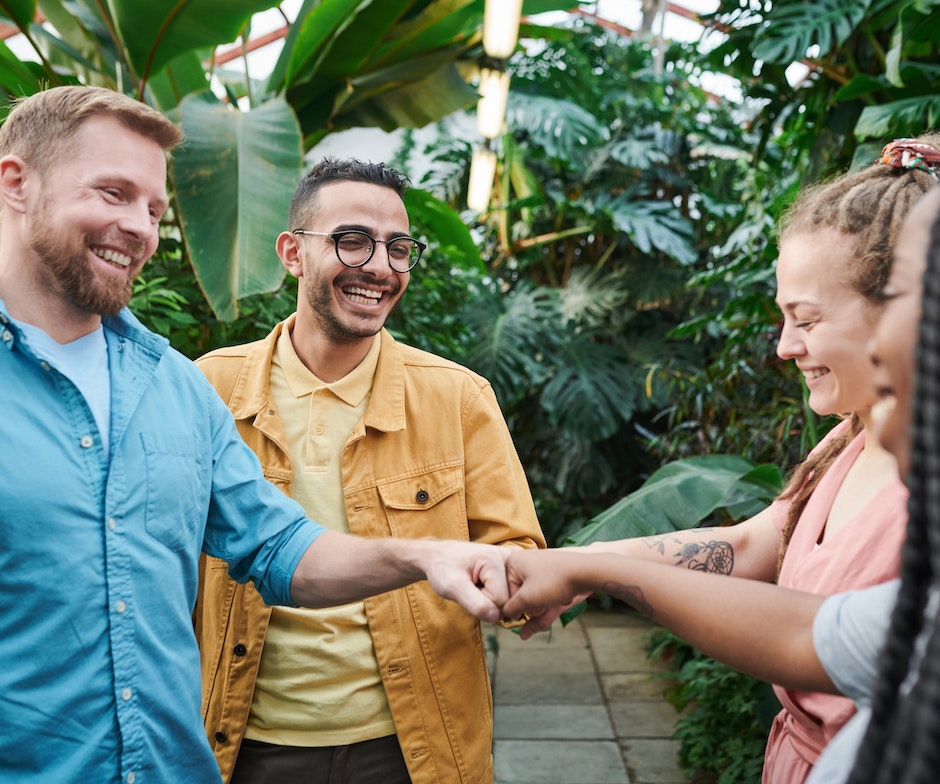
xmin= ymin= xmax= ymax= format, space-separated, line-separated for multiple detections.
xmin=776 ymin=320 xmax=805 ymax=360
xmin=117 ymin=199 xmax=157 ymax=239
xmin=361 ymin=240 xmax=406 ymax=275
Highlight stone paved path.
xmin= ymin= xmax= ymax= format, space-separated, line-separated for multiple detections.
xmin=485 ymin=607 xmax=686 ymax=784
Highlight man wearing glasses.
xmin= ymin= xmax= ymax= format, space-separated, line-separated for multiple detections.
xmin=194 ymin=158 xmax=545 ymax=784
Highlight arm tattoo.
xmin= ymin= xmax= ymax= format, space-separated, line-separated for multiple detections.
xmin=602 ymin=581 xmax=654 ymax=619
xmin=641 ymin=530 xmax=734 ymax=575
xmin=673 ymin=540 xmax=734 ymax=574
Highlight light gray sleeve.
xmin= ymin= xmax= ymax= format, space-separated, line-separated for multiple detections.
xmin=806 ymin=707 xmax=871 ymax=784
xmin=812 ymin=579 xmax=900 ymax=704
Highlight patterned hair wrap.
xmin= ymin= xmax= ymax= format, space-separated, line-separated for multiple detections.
xmin=875 ymin=138 xmax=940 ymax=180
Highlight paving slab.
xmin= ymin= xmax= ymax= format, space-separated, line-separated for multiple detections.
xmin=494 ymin=704 xmax=615 ymax=740
xmin=494 ymin=739 xmax=629 ymax=784
xmin=488 ymin=608 xmax=686 ymax=784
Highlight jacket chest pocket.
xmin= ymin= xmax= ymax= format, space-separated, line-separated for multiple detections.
xmin=376 ymin=465 xmax=467 ymax=540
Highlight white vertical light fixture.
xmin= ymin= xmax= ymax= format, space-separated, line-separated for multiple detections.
xmin=483 ymin=0 xmax=523 ymax=59
xmin=476 ymin=67 xmax=511 ymax=139
xmin=469 ymin=0 xmax=523 ymax=211
xmin=467 ymin=146 xmax=497 ymax=213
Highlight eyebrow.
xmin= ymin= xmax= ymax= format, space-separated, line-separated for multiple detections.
xmin=775 ymin=298 xmax=822 ymax=311
xmin=331 ymin=223 xmax=411 ymax=239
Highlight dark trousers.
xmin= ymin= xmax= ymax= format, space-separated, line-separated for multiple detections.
xmin=229 ymin=735 xmax=411 ymax=784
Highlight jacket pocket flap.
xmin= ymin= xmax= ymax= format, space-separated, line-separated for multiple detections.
xmin=376 ymin=465 xmax=462 ymax=510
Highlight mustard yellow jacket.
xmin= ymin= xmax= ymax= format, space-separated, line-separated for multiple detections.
xmin=193 ymin=318 xmax=545 ymax=784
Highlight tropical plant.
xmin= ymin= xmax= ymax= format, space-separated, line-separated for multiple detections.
xmin=565 ymin=455 xmax=783 ymax=547
xmin=650 ymin=628 xmax=781 ymax=784
xmin=702 ymin=0 xmax=940 ymax=173
xmin=0 ymin=0 xmax=582 ymax=324
xmin=411 ymin=21 xmax=806 ymax=542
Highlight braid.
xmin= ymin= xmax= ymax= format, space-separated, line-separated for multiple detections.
xmin=774 ymin=134 xmax=940 ymax=570
xmin=845 ymin=192 xmax=940 ymax=784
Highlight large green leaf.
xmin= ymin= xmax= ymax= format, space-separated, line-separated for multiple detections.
xmin=403 ymin=187 xmax=483 ymax=270
xmin=146 ymin=50 xmax=211 ymax=111
xmin=462 ymin=284 xmax=561 ymax=407
xmin=505 ymin=92 xmax=609 ymax=164
xmin=334 ymin=61 xmax=477 ymax=132
xmin=283 ymin=0 xmax=409 ymax=90
xmin=855 ymin=93 xmax=940 ymax=138
xmin=282 ymin=0 xmax=478 ymax=134
xmin=602 ymin=197 xmax=697 ymax=265
xmin=109 ymin=0 xmax=277 ymax=84
xmin=172 ymin=91 xmax=303 ymax=321
xmin=540 ymin=338 xmax=640 ymax=440
xmin=365 ymin=0 xmax=480 ymax=66
xmin=0 ymin=39 xmax=45 ymax=99
xmin=752 ymin=0 xmax=873 ymax=64
xmin=565 ymin=456 xmax=778 ymax=546
xmin=0 ymin=0 xmax=33 ymax=28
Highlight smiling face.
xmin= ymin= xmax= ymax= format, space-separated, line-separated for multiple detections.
xmin=290 ymin=180 xmax=410 ymax=345
xmin=26 ymin=115 xmax=167 ymax=317
xmin=869 ymin=190 xmax=940 ymax=476
xmin=775 ymin=228 xmax=882 ymax=419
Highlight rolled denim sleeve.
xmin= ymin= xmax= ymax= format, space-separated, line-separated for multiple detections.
xmin=202 ymin=388 xmax=325 ymax=606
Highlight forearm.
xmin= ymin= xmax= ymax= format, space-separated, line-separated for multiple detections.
xmin=290 ymin=531 xmax=429 ymax=607
xmin=585 ymin=529 xmax=736 ymax=573
xmin=290 ymin=531 xmax=509 ymax=622
xmin=584 ymin=508 xmax=780 ymax=581
xmin=507 ymin=549 xmax=834 ymax=693
xmin=576 ymin=554 xmax=834 ymax=693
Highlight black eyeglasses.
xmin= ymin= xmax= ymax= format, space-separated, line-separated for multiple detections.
xmin=292 ymin=229 xmax=426 ymax=273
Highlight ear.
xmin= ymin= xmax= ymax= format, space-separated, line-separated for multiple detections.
xmin=276 ymin=231 xmax=304 ymax=278
xmin=0 ymin=155 xmax=33 ymax=215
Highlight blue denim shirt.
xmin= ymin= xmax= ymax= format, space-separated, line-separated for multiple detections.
xmin=0 ymin=302 xmax=325 ymax=783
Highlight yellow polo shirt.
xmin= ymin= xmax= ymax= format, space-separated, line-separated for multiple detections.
xmin=244 ymin=329 xmax=395 ymax=746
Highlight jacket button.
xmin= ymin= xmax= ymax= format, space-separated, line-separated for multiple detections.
xmin=215 ymin=731 xmax=227 ymax=743
xmin=416 ymin=489 xmax=429 ymax=503
xmin=233 ymin=644 xmax=247 ymax=656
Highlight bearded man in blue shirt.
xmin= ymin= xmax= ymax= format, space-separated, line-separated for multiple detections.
xmin=0 ymin=85 xmax=511 ymax=784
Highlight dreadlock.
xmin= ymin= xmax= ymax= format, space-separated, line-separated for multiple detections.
xmin=845 ymin=201 xmax=940 ymax=784
xmin=774 ymin=134 xmax=940 ymax=574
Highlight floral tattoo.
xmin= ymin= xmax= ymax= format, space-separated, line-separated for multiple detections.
xmin=643 ymin=533 xmax=735 ymax=575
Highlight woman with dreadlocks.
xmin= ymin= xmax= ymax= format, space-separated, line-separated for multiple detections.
xmin=511 ymin=136 xmax=940 ymax=783
xmin=830 ymin=189 xmax=940 ymax=784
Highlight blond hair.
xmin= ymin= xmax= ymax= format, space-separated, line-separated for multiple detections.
xmin=0 ymin=86 xmax=182 ymax=174
xmin=775 ymin=133 xmax=940 ymax=571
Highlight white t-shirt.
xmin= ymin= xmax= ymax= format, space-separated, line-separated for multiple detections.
xmin=18 ymin=321 xmax=111 ymax=456
xmin=806 ymin=579 xmax=901 ymax=784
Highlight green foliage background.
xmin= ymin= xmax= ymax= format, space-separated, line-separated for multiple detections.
xmin=5 ymin=1 xmax=939 ymax=781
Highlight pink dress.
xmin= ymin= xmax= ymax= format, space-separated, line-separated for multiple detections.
xmin=762 ymin=419 xmax=908 ymax=784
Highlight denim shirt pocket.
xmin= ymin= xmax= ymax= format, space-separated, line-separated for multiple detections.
xmin=376 ymin=465 xmax=467 ymax=540
xmin=141 ymin=432 xmax=209 ymax=552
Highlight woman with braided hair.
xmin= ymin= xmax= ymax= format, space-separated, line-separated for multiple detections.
xmin=830 ymin=188 xmax=940 ymax=784
xmin=510 ymin=136 xmax=940 ymax=783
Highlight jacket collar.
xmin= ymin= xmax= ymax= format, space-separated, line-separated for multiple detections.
xmin=229 ymin=315 xmax=407 ymax=434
